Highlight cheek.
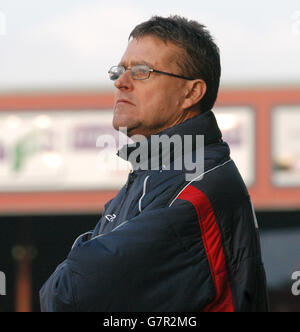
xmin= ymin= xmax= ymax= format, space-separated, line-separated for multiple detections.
xmin=135 ymin=80 xmax=182 ymax=125
xmin=139 ymin=92 xmax=166 ymax=125
xmin=140 ymin=88 xmax=167 ymax=113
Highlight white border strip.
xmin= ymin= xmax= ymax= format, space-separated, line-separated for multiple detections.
xmin=169 ymin=159 xmax=232 ymax=207
xmin=250 ymin=201 xmax=259 ymax=229
xmin=71 ymin=231 xmax=93 ymax=250
xmin=139 ymin=175 xmax=150 ymax=213
xmin=92 ymin=219 xmax=129 ymax=239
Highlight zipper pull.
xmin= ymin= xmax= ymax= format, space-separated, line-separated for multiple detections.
xmin=125 ymin=170 xmax=134 ymax=191
xmin=128 ymin=170 xmax=136 ymax=184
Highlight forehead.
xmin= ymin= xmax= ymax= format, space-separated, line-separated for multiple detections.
xmin=119 ymin=36 xmax=180 ymax=68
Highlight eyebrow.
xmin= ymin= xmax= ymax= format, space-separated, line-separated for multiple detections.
xmin=118 ymin=60 xmax=154 ymax=68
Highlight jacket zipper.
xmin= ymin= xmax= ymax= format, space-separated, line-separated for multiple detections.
xmin=111 ymin=170 xmax=136 ymax=224
xmin=98 ymin=170 xmax=136 ymax=235
xmin=124 ymin=170 xmax=136 ymax=194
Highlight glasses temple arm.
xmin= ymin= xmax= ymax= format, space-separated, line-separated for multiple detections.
xmin=152 ymin=69 xmax=195 ymax=80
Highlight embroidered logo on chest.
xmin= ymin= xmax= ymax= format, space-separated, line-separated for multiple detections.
xmin=105 ymin=214 xmax=117 ymax=222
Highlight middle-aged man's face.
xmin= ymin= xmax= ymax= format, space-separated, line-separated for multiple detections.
xmin=112 ymin=35 xmax=190 ymax=138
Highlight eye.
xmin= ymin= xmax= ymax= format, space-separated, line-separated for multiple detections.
xmin=109 ymin=71 xmax=119 ymax=80
xmin=108 ymin=66 xmax=125 ymax=80
xmin=136 ymin=65 xmax=149 ymax=73
xmin=132 ymin=64 xmax=150 ymax=79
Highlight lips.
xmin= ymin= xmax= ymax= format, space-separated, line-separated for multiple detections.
xmin=116 ymin=98 xmax=135 ymax=106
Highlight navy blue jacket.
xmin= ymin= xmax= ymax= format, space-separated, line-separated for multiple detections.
xmin=39 ymin=111 xmax=268 ymax=312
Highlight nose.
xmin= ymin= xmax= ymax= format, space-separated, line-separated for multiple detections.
xmin=114 ymin=69 xmax=133 ymax=90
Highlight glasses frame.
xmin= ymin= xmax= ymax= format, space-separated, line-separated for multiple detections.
xmin=108 ymin=64 xmax=195 ymax=81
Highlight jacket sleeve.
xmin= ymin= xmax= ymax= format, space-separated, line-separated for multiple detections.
xmin=39 ymin=231 xmax=93 ymax=312
xmin=39 ymin=201 xmax=216 ymax=312
xmin=39 ymin=261 xmax=76 ymax=312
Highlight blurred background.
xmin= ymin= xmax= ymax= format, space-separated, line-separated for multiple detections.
xmin=0 ymin=0 xmax=300 ymax=312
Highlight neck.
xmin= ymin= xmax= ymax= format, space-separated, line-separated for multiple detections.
xmin=171 ymin=107 xmax=201 ymax=128
xmin=129 ymin=107 xmax=202 ymax=140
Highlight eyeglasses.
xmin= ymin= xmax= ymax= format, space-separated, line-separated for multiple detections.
xmin=108 ymin=64 xmax=195 ymax=81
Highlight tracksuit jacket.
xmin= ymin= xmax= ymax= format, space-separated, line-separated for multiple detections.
xmin=39 ymin=110 xmax=269 ymax=312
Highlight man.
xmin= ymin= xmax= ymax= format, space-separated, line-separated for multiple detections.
xmin=40 ymin=15 xmax=269 ymax=312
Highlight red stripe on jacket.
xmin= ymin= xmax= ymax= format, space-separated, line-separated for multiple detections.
xmin=178 ymin=185 xmax=235 ymax=312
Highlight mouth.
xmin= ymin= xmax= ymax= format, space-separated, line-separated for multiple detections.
xmin=116 ymin=98 xmax=135 ymax=106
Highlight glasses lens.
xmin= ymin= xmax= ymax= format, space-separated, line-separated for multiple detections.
xmin=108 ymin=66 xmax=124 ymax=81
xmin=131 ymin=65 xmax=150 ymax=80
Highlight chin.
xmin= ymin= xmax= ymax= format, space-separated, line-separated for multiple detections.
xmin=112 ymin=117 xmax=132 ymax=135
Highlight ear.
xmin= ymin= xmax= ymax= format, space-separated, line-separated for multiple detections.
xmin=182 ymin=79 xmax=207 ymax=110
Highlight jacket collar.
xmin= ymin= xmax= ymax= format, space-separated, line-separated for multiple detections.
xmin=117 ymin=110 xmax=223 ymax=169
